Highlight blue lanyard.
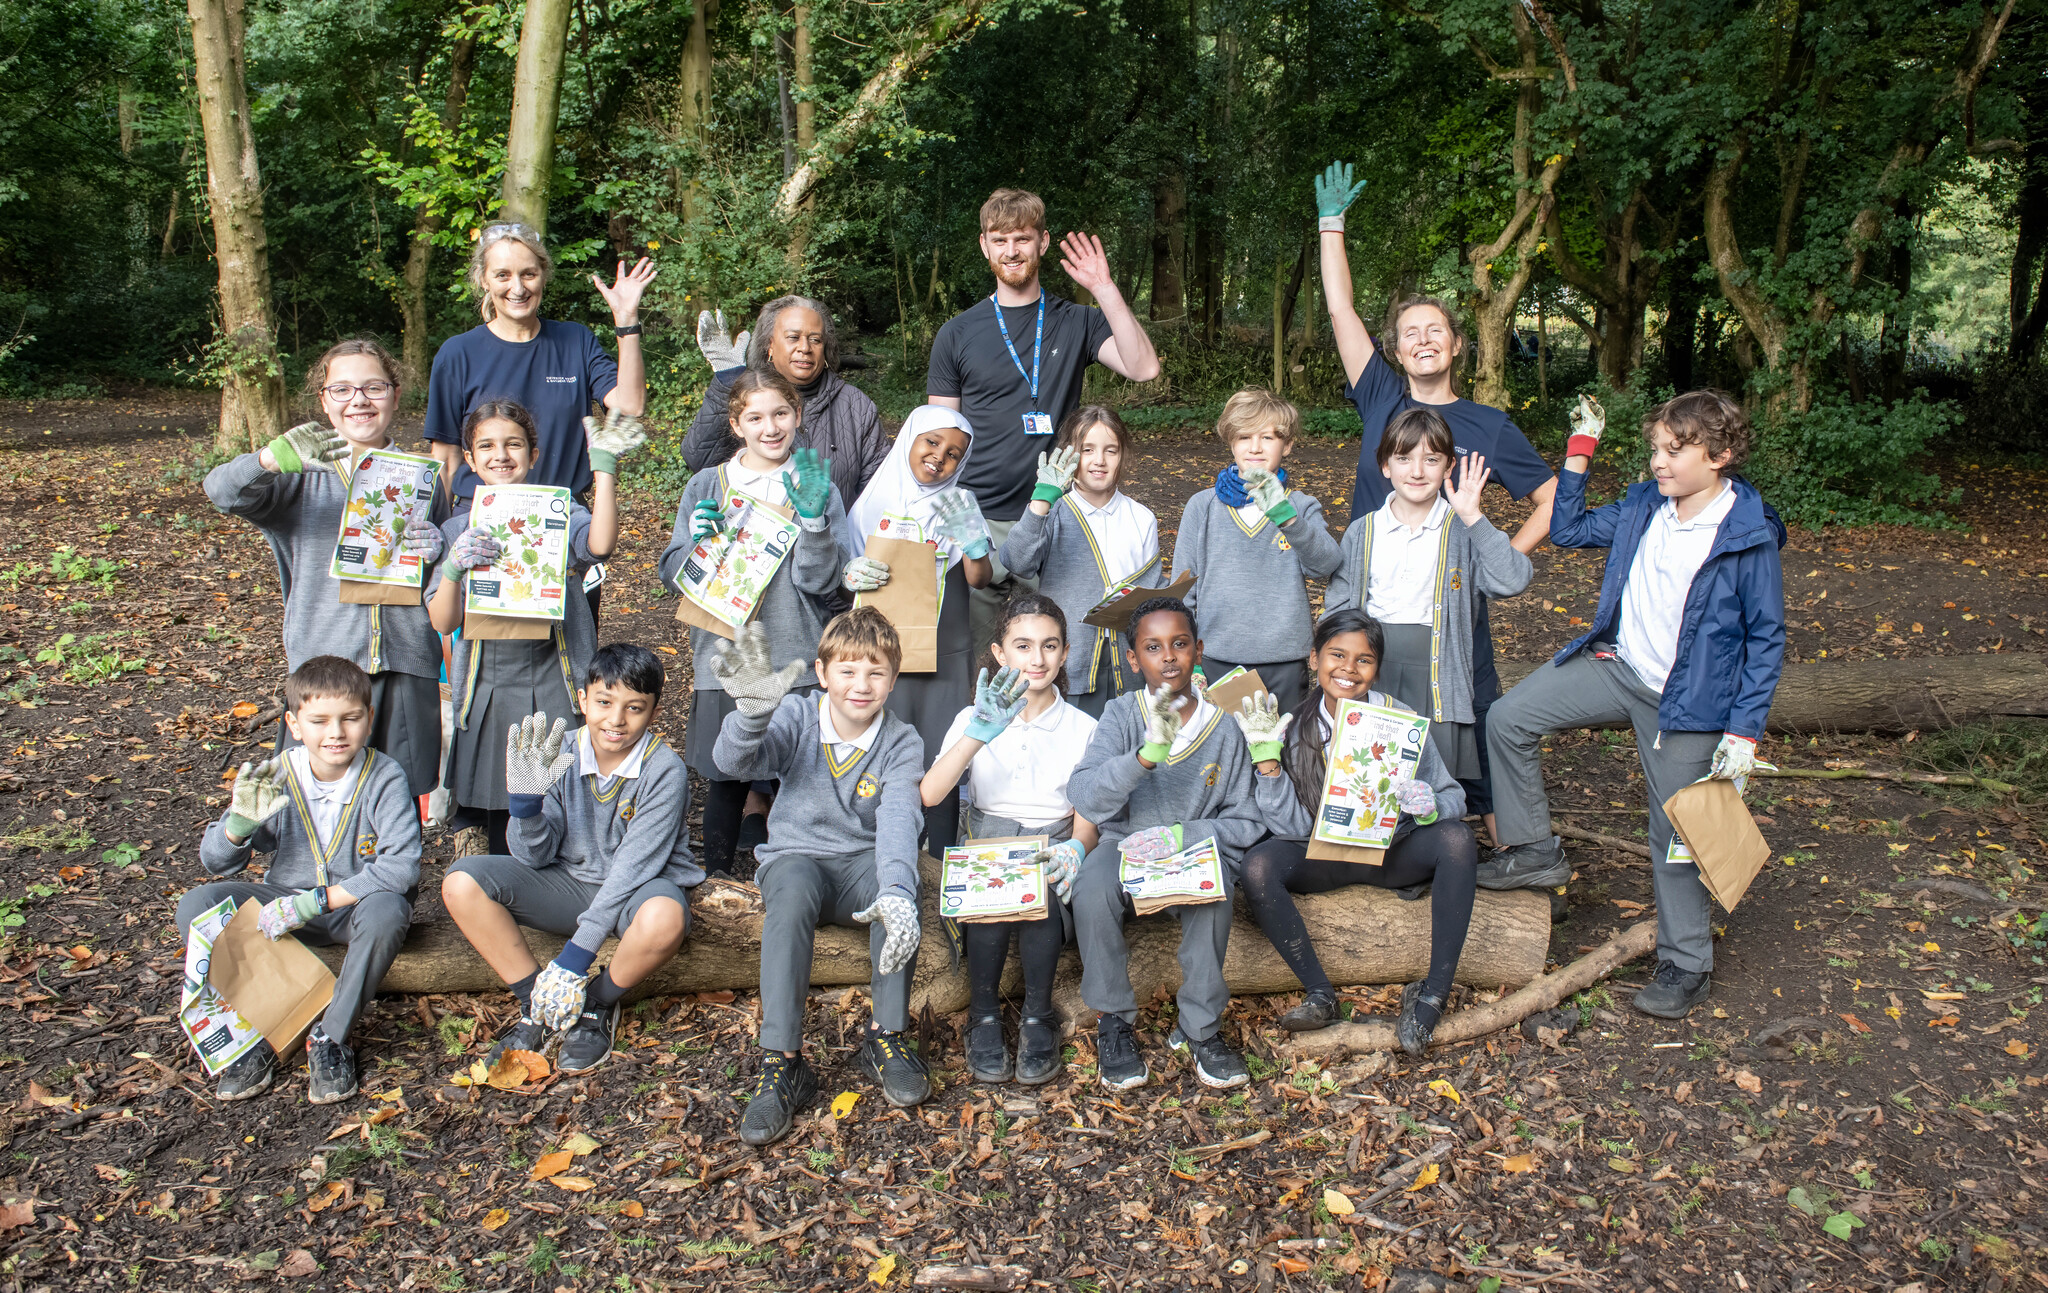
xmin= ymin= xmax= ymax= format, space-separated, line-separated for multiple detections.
xmin=991 ymin=293 xmax=1044 ymax=406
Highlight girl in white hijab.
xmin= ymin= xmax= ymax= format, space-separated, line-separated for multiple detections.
xmin=844 ymin=404 xmax=994 ymax=850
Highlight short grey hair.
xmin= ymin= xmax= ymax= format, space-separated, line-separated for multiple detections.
xmin=467 ymin=223 xmax=553 ymax=322
xmin=747 ymin=295 xmax=840 ymax=373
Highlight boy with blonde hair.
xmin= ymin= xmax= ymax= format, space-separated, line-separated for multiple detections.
xmin=1168 ymin=388 xmax=1343 ymax=714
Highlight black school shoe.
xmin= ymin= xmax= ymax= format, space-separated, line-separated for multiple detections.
xmin=216 ymin=1046 xmax=275 ymax=1102
xmin=1475 ymin=836 xmax=1570 ymax=891
xmin=558 ymin=1002 xmax=620 ymax=1074
xmin=740 ymin=1052 xmax=818 ymax=1147
xmin=1095 ymin=1015 xmax=1149 ymax=1092
xmin=1396 ymin=981 xmax=1447 ymax=1057
xmin=964 ymin=1014 xmax=1013 ymax=1084
xmin=306 ymin=1030 xmax=358 ymax=1105
xmin=1015 ymin=1016 xmax=1062 ymax=1085
xmin=1167 ymin=1025 xmax=1250 ymax=1089
xmin=1632 ymin=961 xmax=1712 ymax=1019
xmin=1278 ymin=991 xmax=1340 ymax=1032
xmin=486 ymin=1017 xmax=548 ymax=1067
xmin=858 ymin=1031 xmax=932 ymax=1107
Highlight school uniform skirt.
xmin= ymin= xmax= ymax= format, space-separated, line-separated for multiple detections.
xmin=886 ymin=563 xmax=974 ymax=762
xmin=446 ymin=639 xmax=579 ymax=812
xmin=1374 ymin=623 xmax=1482 ymax=781
xmin=279 ymin=670 xmax=442 ymax=800
xmin=1069 ymin=635 xmax=1141 ymax=721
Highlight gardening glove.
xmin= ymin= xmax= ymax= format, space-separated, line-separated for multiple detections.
xmin=1709 ymin=732 xmax=1756 ymax=784
xmin=1119 ymin=824 xmax=1182 ymax=862
xmin=1231 ymin=691 xmax=1294 ymax=764
xmin=690 ymin=499 xmax=728 ymax=544
xmin=1241 ymin=467 xmax=1298 ymax=526
xmin=530 ymin=959 xmax=590 ymax=1031
xmin=1035 ymin=838 xmax=1085 ymax=903
xmin=1314 ymin=160 xmax=1367 ymax=230
xmin=1565 ymin=394 xmax=1606 ymax=460
xmin=400 ymin=519 xmax=444 ymax=565
xmin=1138 ymin=683 xmax=1184 ymax=765
xmin=1395 ymin=778 xmax=1440 ymax=824
xmin=842 ymin=555 xmax=890 ymax=592
xmin=929 ymin=490 xmax=991 ymax=558
xmin=851 ymin=894 xmax=921 ymax=977
xmin=1031 ymin=444 xmax=1080 ymax=504
xmin=266 ymin=422 xmax=348 ymax=474
xmin=696 ymin=308 xmax=752 ymax=372
xmin=442 ymin=528 xmax=500 ymax=581
xmin=583 ymin=408 xmax=647 ymax=476
xmin=224 ymin=757 xmax=290 ymax=840
xmin=503 ymin=713 xmax=576 ymax=807
xmin=714 ymin=622 xmax=806 ymax=719
xmin=963 ymin=667 xmax=1028 ymax=744
xmin=782 ymin=446 xmax=833 ymax=522
xmin=256 ymin=887 xmax=327 ymax=941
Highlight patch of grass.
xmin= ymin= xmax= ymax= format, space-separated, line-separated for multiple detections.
xmin=524 ymin=1236 xmax=560 ymax=1277
xmin=1912 ymin=718 xmax=2048 ymax=804
xmin=436 ymin=1015 xmax=476 ymax=1056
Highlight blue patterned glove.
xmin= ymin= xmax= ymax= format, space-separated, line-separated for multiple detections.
xmin=1036 ymin=838 xmax=1085 ymax=902
xmin=963 ymin=667 xmax=1028 ymax=744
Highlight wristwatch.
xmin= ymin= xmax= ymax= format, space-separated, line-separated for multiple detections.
xmin=613 ymin=323 xmax=644 ymax=337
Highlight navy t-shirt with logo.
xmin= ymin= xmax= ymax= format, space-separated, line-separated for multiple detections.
xmin=1345 ymin=348 xmax=1554 ymax=513
xmin=424 ymin=320 xmax=620 ymax=499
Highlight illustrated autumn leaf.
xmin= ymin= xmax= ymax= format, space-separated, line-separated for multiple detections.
xmin=530 ymin=1150 xmax=574 ymax=1181
xmin=480 ymin=1208 xmax=510 ymax=1232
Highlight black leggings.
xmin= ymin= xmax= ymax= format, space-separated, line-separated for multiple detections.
xmin=923 ymin=786 xmax=960 ymax=853
xmin=963 ymin=905 xmax=1066 ymax=1019
xmin=1239 ymin=820 xmax=1479 ymax=1001
xmin=700 ymin=778 xmax=752 ymax=875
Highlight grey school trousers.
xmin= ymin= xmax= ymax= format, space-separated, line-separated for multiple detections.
xmin=1070 ymin=841 xmax=1234 ymax=1041
xmin=756 ymin=851 xmax=915 ymax=1053
xmin=176 ymin=882 xmax=414 ymax=1043
xmin=1487 ymin=652 xmax=1721 ymax=973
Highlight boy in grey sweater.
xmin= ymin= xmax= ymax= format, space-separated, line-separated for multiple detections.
xmin=1066 ymin=597 xmax=1264 ymax=1093
xmin=178 ymin=656 xmax=423 ymax=1106
xmin=1170 ymin=389 xmax=1343 ymax=715
xmin=442 ymin=645 xmax=699 ymax=1077
xmin=712 ymin=610 xmax=929 ymax=1147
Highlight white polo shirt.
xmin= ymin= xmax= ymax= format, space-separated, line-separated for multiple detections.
xmin=819 ymin=694 xmax=883 ymax=765
xmin=1070 ymin=490 xmax=1160 ymax=585
xmin=721 ymin=457 xmax=791 ymax=509
xmin=942 ymin=695 xmax=1097 ymax=829
xmin=1617 ymin=483 xmax=1736 ymax=693
xmin=287 ymin=747 xmax=365 ymax=850
xmin=1364 ymin=496 xmax=1451 ymax=625
xmin=576 ymin=726 xmax=655 ymax=781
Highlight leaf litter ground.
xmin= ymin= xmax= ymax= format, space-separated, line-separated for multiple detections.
xmin=0 ymin=397 xmax=2041 ymax=1291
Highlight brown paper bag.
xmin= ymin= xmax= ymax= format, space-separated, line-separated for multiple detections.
xmin=672 ymin=497 xmax=800 ymax=643
xmin=464 ymin=612 xmax=553 ymax=641
xmin=857 ymin=536 xmax=941 ymax=672
xmin=1204 ymin=667 xmax=1268 ymax=717
xmin=337 ymin=578 xmax=424 ymax=607
xmin=1663 ymin=779 xmax=1772 ymax=912
xmin=1305 ymin=840 xmax=1386 ymax=866
xmin=1082 ymin=570 xmax=1195 ymax=631
xmin=209 ymin=900 xmax=337 ymax=1056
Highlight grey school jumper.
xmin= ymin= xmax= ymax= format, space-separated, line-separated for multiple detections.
xmin=998 ymin=499 xmax=1163 ymax=696
xmin=1323 ymin=512 xmax=1532 ymax=724
xmin=1253 ymin=691 xmax=1467 ymax=841
xmin=506 ymin=734 xmax=701 ymax=960
xmin=714 ymin=693 xmax=926 ymax=1050
xmin=659 ymin=464 xmax=851 ymax=694
xmin=183 ymin=749 xmax=421 ymax=1041
xmin=1064 ymin=690 xmax=1264 ymax=1041
xmin=1170 ymin=489 xmax=1342 ymax=665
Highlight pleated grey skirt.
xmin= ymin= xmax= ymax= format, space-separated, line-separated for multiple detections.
xmin=446 ymin=639 xmax=578 ymax=811
xmin=1375 ymin=623 xmax=1481 ymax=781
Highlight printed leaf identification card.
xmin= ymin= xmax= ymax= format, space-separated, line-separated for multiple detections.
xmin=1312 ymin=699 xmax=1431 ymax=851
xmin=332 ymin=449 xmax=439 ymax=587
xmin=464 ymin=484 xmax=574 ymax=621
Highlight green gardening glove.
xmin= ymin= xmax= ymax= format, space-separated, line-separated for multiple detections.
xmin=1242 ymin=467 xmax=1298 ymax=526
xmin=267 ymin=422 xmax=348 ymax=474
xmin=583 ymin=409 xmax=647 ymax=476
xmin=1031 ymin=445 xmax=1080 ymax=504
xmin=1314 ymin=161 xmax=1367 ymax=228
xmin=224 ymin=757 xmax=291 ymax=840
xmin=782 ymin=446 xmax=833 ymax=520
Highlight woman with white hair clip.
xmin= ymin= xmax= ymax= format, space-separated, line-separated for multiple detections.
xmin=681 ymin=296 xmax=889 ymax=509
xmin=424 ymin=223 xmax=657 ymax=508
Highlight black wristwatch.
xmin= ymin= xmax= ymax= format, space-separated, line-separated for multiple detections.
xmin=613 ymin=323 xmax=643 ymax=337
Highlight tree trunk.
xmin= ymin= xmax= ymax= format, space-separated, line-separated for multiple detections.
xmin=1545 ymin=191 xmax=1671 ymax=393
xmin=1149 ymin=172 xmax=1186 ymax=323
xmin=776 ymin=35 xmax=796 ymax=178
xmin=501 ymin=0 xmax=573 ymax=233
xmin=793 ymin=3 xmax=814 ymax=152
xmin=1664 ymin=249 xmax=1701 ymax=392
xmin=676 ymin=0 xmax=716 ymax=221
xmin=187 ymin=0 xmax=285 ymax=455
xmin=399 ymin=34 xmax=478 ymax=387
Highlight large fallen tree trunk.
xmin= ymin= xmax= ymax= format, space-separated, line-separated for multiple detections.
xmin=1498 ymin=652 xmax=2048 ymax=733
xmin=317 ymin=873 xmax=1552 ymax=1019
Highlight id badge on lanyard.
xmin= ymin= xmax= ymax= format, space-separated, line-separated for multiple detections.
xmin=1023 ymin=412 xmax=1053 ymax=436
xmin=994 ymin=295 xmax=1052 ymax=435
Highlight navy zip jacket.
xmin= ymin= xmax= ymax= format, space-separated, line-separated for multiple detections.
xmin=1548 ymin=466 xmax=1787 ymax=741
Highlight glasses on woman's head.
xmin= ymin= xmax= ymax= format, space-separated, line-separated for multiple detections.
xmin=323 ymin=381 xmax=396 ymax=402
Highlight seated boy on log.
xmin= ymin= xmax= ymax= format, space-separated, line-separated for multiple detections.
xmin=181 ymin=655 xmax=423 ymax=1105
xmin=442 ymin=643 xmax=699 ymax=1075
xmin=711 ymin=609 xmax=929 ymax=1147
xmin=1066 ymin=596 xmax=1264 ymax=1093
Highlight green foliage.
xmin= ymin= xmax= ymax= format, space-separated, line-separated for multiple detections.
xmin=1748 ymin=397 xmax=1962 ymax=528
xmin=35 ymin=631 xmax=148 ymax=685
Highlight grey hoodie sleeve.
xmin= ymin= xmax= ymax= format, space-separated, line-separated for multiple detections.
xmin=681 ymin=372 xmax=741 ymax=471
xmin=1279 ymin=492 xmax=1344 ymax=579
xmin=1462 ymin=514 xmax=1534 ymax=598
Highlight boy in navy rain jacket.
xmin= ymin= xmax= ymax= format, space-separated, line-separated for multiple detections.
xmin=1479 ymin=391 xmax=1785 ymax=1019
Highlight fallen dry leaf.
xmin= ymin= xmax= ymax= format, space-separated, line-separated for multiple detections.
xmin=1322 ymin=1188 xmax=1355 ymax=1216
xmin=365 ymin=1106 xmax=400 ymax=1127
xmin=559 ymin=1131 xmax=600 ymax=1156
xmin=1276 ymin=1257 xmax=1312 ymax=1275
xmin=866 ymin=1253 xmax=896 ymax=1285
xmin=1426 ymin=1079 xmax=1461 ymax=1104
xmin=480 ymin=1208 xmax=510 ymax=1232
xmin=831 ymin=1091 xmax=861 ymax=1120
xmin=1673 ymin=1080 xmax=1694 ymax=1105
xmin=1405 ymin=1163 xmax=1440 ymax=1191
xmin=231 ymin=700 xmax=260 ymax=719
xmin=1733 ymin=1069 xmax=1763 ymax=1095
xmin=304 ymin=1182 xmax=346 ymax=1214
xmin=66 ymin=946 xmax=91 ymax=962
xmin=1502 ymin=1154 xmax=1535 ymax=1173
xmin=278 ymin=1250 xmax=317 ymax=1278
xmin=0 ymin=1201 xmax=32 ymax=1232
xmin=2008 ymin=1039 xmax=2031 ymax=1059
xmin=548 ymin=1175 xmax=595 ymax=1192
xmin=57 ymin=865 xmax=85 ymax=881
xmin=1838 ymin=1013 xmax=1871 ymax=1034
xmin=1609 ymin=1157 xmax=1640 ymax=1174
xmin=325 ymin=1122 xmax=363 ymax=1141
xmin=530 ymin=1150 xmax=574 ymax=1181
xmin=618 ymin=1201 xmax=644 ymax=1218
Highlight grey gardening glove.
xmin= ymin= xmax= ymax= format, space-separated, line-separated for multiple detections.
xmin=1035 ymin=838 xmax=1086 ymax=903
xmin=843 ymin=555 xmax=890 ymax=593
xmin=504 ymin=714 xmax=576 ymax=802
xmin=696 ymin=309 xmax=751 ymax=372
xmin=442 ymin=528 xmax=500 ymax=581
xmin=929 ymin=491 xmax=991 ymax=559
xmin=266 ymin=422 xmax=348 ymax=474
xmin=1231 ymin=691 xmax=1294 ymax=764
xmin=1031 ymin=445 xmax=1080 ymax=504
xmin=583 ymin=408 xmax=647 ymax=476
xmin=224 ymin=757 xmax=290 ymax=840
xmin=1241 ymin=467 xmax=1298 ymax=526
xmin=1138 ymin=684 xmax=1183 ymax=764
xmin=714 ymin=622 xmax=806 ymax=719
xmin=851 ymin=894 xmax=921 ymax=977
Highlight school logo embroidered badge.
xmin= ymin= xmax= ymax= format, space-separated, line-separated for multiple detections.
xmin=620 ymin=802 xmax=636 ymax=822
xmin=357 ymin=834 xmax=377 ymax=859
xmin=1202 ymin=762 xmax=1220 ymax=787
xmin=856 ymin=774 xmax=879 ymax=799
xmin=1275 ymin=533 xmax=1292 ymax=552
xmin=1448 ymin=567 xmax=1463 ymax=592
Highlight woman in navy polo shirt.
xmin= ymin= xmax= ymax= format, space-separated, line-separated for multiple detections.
xmin=1314 ymin=162 xmax=1559 ymax=847
xmin=424 ymin=223 xmax=656 ymax=506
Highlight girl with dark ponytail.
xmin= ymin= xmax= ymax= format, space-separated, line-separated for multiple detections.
xmin=1227 ymin=609 xmax=1480 ymax=1054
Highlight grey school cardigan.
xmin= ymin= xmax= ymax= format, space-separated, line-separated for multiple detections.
xmin=1252 ymin=690 xmax=1468 ymax=840
xmin=1064 ymin=690 xmax=1265 ymax=870
xmin=1322 ymin=509 xmax=1532 ymax=724
xmin=712 ymin=692 xmax=927 ymax=904
xmin=998 ymin=498 xmax=1163 ymax=695
xmin=198 ymin=750 xmax=423 ymax=898
xmin=203 ymin=452 xmax=445 ymax=678
xmin=507 ymin=733 xmax=702 ymax=959
xmin=658 ymin=464 xmax=850 ymax=692
xmin=1170 ymin=489 xmax=1343 ymax=664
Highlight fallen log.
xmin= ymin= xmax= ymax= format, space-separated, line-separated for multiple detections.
xmin=317 ymin=868 xmax=1553 ymax=1020
xmin=1282 ymin=920 xmax=1657 ymax=1060
xmin=1497 ymin=653 xmax=2048 ymax=734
